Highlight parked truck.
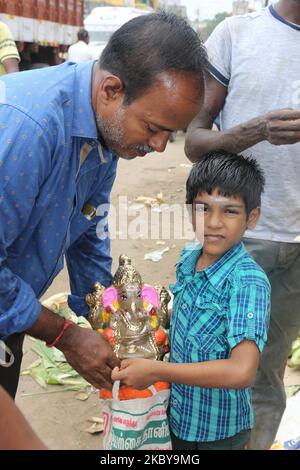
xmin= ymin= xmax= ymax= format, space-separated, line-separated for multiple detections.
xmin=0 ymin=0 xmax=84 ymax=68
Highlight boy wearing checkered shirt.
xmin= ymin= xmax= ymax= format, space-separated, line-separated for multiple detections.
xmin=112 ymin=151 xmax=271 ymax=450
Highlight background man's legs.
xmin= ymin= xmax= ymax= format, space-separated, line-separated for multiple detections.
xmin=244 ymin=239 xmax=300 ymax=450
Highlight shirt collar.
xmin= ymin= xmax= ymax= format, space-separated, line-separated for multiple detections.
xmin=71 ymin=61 xmax=98 ymax=139
xmin=204 ymin=242 xmax=248 ymax=291
xmin=269 ymin=4 xmax=300 ymax=32
xmin=177 ymin=241 xmax=202 ymax=277
xmin=178 ymin=241 xmax=248 ymax=291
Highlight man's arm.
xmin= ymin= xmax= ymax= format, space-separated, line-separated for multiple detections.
xmin=185 ymin=74 xmax=300 ymax=162
xmin=112 ymin=339 xmax=260 ymax=390
xmin=2 ymin=57 xmax=19 ymax=73
xmin=0 ymin=386 xmax=47 ymax=450
xmin=0 ymin=110 xmax=118 ymax=390
xmin=185 ymin=76 xmax=300 ymax=162
xmin=0 ymin=23 xmax=20 ymax=74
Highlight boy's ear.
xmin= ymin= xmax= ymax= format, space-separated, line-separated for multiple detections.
xmin=246 ymin=207 xmax=260 ymax=230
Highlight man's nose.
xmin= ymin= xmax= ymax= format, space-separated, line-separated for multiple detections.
xmin=148 ymin=131 xmax=170 ymax=153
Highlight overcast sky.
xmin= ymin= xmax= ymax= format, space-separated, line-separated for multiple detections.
xmin=181 ymin=0 xmax=271 ymax=20
xmin=181 ymin=0 xmax=233 ymax=20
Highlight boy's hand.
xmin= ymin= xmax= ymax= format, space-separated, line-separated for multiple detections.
xmin=111 ymin=358 xmax=158 ymax=390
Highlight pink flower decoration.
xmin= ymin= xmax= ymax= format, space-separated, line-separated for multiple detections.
xmin=141 ymin=284 xmax=159 ymax=308
xmin=102 ymin=287 xmax=118 ymax=307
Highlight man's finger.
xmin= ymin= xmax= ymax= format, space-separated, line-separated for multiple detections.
xmin=94 ymin=368 xmax=114 ymax=390
xmin=269 ymin=120 xmax=300 ymax=132
xmin=269 ymin=109 xmax=300 ymax=121
xmin=106 ymin=353 xmax=121 ymax=370
xmin=84 ymin=373 xmax=113 ymax=390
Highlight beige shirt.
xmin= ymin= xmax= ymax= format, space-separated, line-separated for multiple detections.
xmin=0 ymin=22 xmax=20 ymax=76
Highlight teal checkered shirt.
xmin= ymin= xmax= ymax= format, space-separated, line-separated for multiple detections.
xmin=169 ymin=241 xmax=271 ymax=442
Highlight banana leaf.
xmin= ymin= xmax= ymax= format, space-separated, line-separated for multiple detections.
xmin=290 ymin=347 xmax=300 ymax=368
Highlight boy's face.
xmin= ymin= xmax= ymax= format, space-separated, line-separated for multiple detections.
xmin=192 ymin=189 xmax=260 ymax=263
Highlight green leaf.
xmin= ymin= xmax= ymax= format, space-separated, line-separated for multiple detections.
xmin=290 ymin=347 xmax=300 ymax=367
xmin=30 ymin=366 xmax=49 ymax=389
xmin=289 ymin=338 xmax=300 ymax=357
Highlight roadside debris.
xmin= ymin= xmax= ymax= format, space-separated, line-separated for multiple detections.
xmin=144 ymin=247 xmax=170 ymax=262
xmin=134 ymin=192 xmax=165 ymax=208
xmin=85 ymin=417 xmax=104 ymax=434
xmin=179 ymin=163 xmax=192 ymax=169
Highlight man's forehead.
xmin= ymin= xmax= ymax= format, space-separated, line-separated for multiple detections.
xmin=146 ymin=71 xmax=203 ymax=99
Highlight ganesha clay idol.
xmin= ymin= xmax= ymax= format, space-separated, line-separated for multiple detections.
xmin=85 ymin=255 xmax=170 ymax=362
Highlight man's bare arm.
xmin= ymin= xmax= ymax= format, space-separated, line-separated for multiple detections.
xmin=0 ymin=386 xmax=47 ymax=450
xmin=185 ymin=74 xmax=300 ymax=162
xmin=2 ymin=57 xmax=19 ymax=74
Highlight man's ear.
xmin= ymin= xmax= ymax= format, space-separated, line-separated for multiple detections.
xmin=100 ymin=75 xmax=124 ymax=104
xmin=246 ymin=207 xmax=260 ymax=230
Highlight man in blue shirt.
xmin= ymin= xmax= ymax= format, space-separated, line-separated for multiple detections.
xmin=0 ymin=11 xmax=207 ymax=398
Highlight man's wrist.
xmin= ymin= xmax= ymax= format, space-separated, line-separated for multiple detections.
xmin=54 ymin=321 xmax=78 ymax=351
xmin=46 ymin=319 xmax=74 ymax=348
xmin=26 ymin=306 xmax=77 ymax=349
xmin=220 ymin=116 xmax=266 ymax=153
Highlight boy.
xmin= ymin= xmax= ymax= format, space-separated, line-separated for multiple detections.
xmin=112 ymin=151 xmax=271 ymax=450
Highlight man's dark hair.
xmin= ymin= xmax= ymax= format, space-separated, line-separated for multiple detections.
xmin=186 ymin=151 xmax=265 ymax=215
xmin=99 ymin=10 xmax=208 ymax=104
xmin=78 ymin=28 xmax=89 ymax=41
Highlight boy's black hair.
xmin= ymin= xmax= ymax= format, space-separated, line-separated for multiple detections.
xmin=186 ymin=151 xmax=265 ymax=215
xmin=99 ymin=10 xmax=208 ymax=104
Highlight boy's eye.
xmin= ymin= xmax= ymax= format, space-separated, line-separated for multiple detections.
xmin=225 ymin=209 xmax=239 ymax=215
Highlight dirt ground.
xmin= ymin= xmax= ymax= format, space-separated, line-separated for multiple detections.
xmin=15 ymin=133 xmax=300 ymax=449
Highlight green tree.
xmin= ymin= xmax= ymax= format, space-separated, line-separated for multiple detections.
xmin=204 ymin=12 xmax=230 ymax=38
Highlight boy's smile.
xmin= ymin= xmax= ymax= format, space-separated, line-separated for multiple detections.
xmin=192 ymin=189 xmax=260 ymax=268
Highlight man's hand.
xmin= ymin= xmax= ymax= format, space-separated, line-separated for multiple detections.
xmin=27 ymin=307 xmax=120 ymax=390
xmin=57 ymin=325 xmax=120 ymax=390
xmin=185 ymin=73 xmax=300 ymax=161
xmin=263 ymin=108 xmax=300 ymax=145
xmin=111 ymin=358 xmax=158 ymax=390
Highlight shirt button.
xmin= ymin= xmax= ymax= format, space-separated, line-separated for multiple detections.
xmin=247 ymin=312 xmax=254 ymax=319
xmin=182 ymin=304 xmax=188 ymax=310
xmin=172 ymin=399 xmax=178 ymax=406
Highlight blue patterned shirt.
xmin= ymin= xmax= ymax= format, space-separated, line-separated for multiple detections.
xmin=0 ymin=61 xmax=118 ymax=339
xmin=169 ymin=241 xmax=270 ymax=442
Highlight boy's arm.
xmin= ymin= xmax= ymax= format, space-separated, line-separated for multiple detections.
xmin=112 ymin=339 xmax=259 ymax=390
